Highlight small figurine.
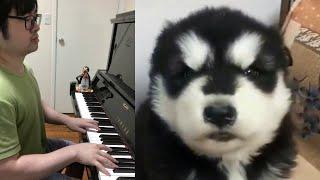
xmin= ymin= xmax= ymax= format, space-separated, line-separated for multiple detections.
xmin=76 ymin=66 xmax=91 ymax=92
xmin=294 ymin=74 xmax=320 ymax=138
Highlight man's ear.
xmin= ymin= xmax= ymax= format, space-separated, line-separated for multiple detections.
xmin=283 ymin=46 xmax=293 ymax=67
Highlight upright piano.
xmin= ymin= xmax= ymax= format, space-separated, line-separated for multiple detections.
xmin=70 ymin=11 xmax=135 ymax=180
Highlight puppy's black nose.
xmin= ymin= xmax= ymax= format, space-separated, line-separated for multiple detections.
xmin=203 ymin=105 xmax=236 ymax=128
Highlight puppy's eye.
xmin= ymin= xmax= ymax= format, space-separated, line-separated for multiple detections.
xmin=243 ymin=68 xmax=260 ymax=77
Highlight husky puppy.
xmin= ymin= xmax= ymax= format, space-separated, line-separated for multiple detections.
xmin=136 ymin=7 xmax=296 ymax=180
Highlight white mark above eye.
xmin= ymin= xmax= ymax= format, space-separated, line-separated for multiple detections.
xmin=226 ymin=32 xmax=263 ymax=70
xmin=178 ymin=31 xmax=214 ymax=71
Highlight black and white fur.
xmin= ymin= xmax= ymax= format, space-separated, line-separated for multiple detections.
xmin=136 ymin=7 xmax=296 ymax=180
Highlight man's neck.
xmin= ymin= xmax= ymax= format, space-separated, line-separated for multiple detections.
xmin=0 ymin=51 xmax=25 ymax=76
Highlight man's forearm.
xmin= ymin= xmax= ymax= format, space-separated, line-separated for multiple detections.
xmin=1 ymin=145 xmax=77 ymax=180
xmin=42 ymin=101 xmax=72 ymax=125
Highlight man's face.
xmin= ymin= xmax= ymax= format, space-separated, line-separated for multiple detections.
xmin=0 ymin=8 xmax=40 ymax=57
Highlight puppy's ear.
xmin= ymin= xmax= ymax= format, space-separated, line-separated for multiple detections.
xmin=283 ymin=46 xmax=293 ymax=67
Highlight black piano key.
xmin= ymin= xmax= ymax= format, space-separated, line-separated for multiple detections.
xmin=113 ymin=168 xmax=135 ymax=173
xmin=82 ymin=92 xmax=95 ymax=97
xmin=102 ymin=141 xmax=124 ymax=145
xmin=94 ymin=118 xmax=110 ymax=122
xmin=103 ymin=139 xmax=123 ymax=144
xmin=110 ymin=147 xmax=129 ymax=152
xmin=88 ymin=107 xmax=104 ymax=112
xmin=101 ymin=139 xmax=123 ymax=145
xmin=109 ymin=151 xmax=130 ymax=156
xmin=86 ymin=102 xmax=101 ymax=106
xmin=100 ymin=137 xmax=122 ymax=142
xmin=89 ymin=110 xmax=104 ymax=113
xmin=91 ymin=113 xmax=107 ymax=118
xmin=100 ymin=135 xmax=121 ymax=139
xmin=83 ymin=95 xmax=95 ymax=98
xmin=97 ymin=121 xmax=112 ymax=126
xmin=99 ymin=134 xmax=120 ymax=138
xmin=101 ymin=138 xmax=122 ymax=143
xmin=100 ymin=138 xmax=122 ymax=142
xmin=108 ymin=147 xmax=130 ymax=154
xmin=115 ymin=158 xmax=135 ymax=163
xmin=116 ymin=177 xmax=135 ymax=180
xmin=83 ymin=94 xmax=96 ymax=97
xmin=99 ymin=127 xmax=117 ymax=133
xmin=117 ymin=162 xmax=135 ymax=168
xmin=84 ymin=97 xmax=98 ymax=102
xmin=99 ymin=129 xmax=117 ymax=133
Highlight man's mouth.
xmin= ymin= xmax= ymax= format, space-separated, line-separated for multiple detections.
xmin=31 ymin=35 xmax=39 ymax=43
xmin=208 ymin=132 xmax=237 ymax=142
xmin=32 ymin=34 xmax=39 ymax=40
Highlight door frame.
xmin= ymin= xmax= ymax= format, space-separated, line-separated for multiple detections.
xmin=51 ymin=0 xmax=58 ymax=108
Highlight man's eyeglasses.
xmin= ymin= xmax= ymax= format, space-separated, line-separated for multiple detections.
xmin=7 ymin=14 xmax=42 ymax=31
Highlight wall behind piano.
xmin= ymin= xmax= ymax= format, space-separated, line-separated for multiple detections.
xmin=135 ymin=0 xmax=283 ymax=110
xmin=118 ymin=0 xmax=135 ymax=14
xmin=24 ymin=0 xmax=134 ymax=111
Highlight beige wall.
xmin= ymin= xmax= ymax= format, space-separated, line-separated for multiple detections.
xmin=119 ymin=0 xmax=135 ymax=13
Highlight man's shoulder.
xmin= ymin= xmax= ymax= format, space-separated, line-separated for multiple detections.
xmin=0 ymin=73 xmax=12 ymax=88
xmin=0 ymin=73 xmax=16 ymax=102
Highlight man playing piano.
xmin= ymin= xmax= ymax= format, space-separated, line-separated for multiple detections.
xmin=0 ymin=0 xmax=118 ymax=179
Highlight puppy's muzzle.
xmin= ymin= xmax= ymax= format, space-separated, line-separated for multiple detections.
xmin=203 ymin=105 xmax=237 ymax=128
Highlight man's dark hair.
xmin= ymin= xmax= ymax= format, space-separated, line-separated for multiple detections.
xmin=0 ymin=0 xmax=38 ymax=39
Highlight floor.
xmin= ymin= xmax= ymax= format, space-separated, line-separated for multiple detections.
xmin=45 ymin=123 xmax=81 ymax=143
xmin=45 ymin=114 xmax=320 ymax=180
xmin=292 ymin=125 xmax=320 ymax=179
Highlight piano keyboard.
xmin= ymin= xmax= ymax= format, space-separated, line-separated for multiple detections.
xmin=75 ymin=92 xmax=135 ymax=180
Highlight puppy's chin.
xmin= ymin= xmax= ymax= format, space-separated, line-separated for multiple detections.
xmin=208 ymin=131 xmax=237 ymax=142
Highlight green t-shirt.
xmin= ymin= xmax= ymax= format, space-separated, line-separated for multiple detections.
xmin=0 ymin=64 xmax=47 ymax=160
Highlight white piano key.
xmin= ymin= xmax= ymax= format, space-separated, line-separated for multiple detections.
xmin=75 ymin=92 xmax=134 ymax=180
xmin=98 ymin=126 xmax=115 ymax=128
xmin=99 ymin=173 xmax=135 ymax=180
xmin=99 ymin=170 xmax=135 ymax=178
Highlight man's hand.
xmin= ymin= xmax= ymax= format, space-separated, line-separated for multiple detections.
xmin=66 ymin=117 xmax=100 ymax=133
xmin=70 ymin=143 xmax=118 ymax=176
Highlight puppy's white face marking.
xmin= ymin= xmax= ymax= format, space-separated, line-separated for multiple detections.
xmin=178 ymin=31 xmax=213 ymax=70
xmin=259 ymin=164 xmax=287 ymax=180
xmin=227 ymin=32 xmax=263 ymax=69
xmin=151 ymin=72 xmax=291 ymax=165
